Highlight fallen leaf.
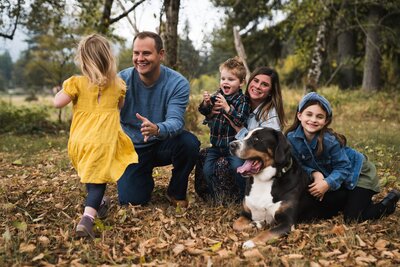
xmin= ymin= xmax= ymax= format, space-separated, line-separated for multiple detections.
xmin=173 ymin=244 xmax=185 ymax=256
xmin=32 ymin=253 xmax=45 ymax=261
xmin=330 ymin=224 xmax=346 ymax=235
xmin=356 ymin=235 xmax=366 ymax=247
xmin=12 ymin=159 xmax=23 ymax=165
xmin=12 ymin=221 xmax=27 ymax=231
xmin=217 ymin=249 xmax=232 ymax=258
xmin=186 ymin=247 xmax=205 ymax=255
xmin=2 ymin=227 xmax=11 ymax=244
xmin=209 ymin=241 xmax=222 ymax=252
xmin=183 ymin=239 xmax=196 ymax=247
xmin=19 ymin=243 xmax=36 ymax=253
xmin=310 ymin=262 xmax=321 ymax=267
xmin=321 ymin=249 xmax=341 ymax=258
xmin=38 ymin=236 xmax=50 ymax=247
xmin=381 ymin=251 xmax=394 ymax=258
xmin=243 ymin=248 xmax=264 ymax=260
xmin=355 ymin=255 xmax=377 ymax=265
xmin=318 ymin=259 xmax=333 ymax=266
xmin=228 ymin=233 xmax=238 ymax=242
xmin=287 ymin=253 xmax=303 ymax=259
xmin=374 ymin=239 xmax=389 ymax=250
xmin=280 ymin=256 xmax=289 ymax=267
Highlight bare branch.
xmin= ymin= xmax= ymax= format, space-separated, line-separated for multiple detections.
xmin=109 ymin=0 xmax=146 ymax=25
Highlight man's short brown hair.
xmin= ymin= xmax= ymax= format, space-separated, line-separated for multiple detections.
xmin=133 ymin=31 xmax=164 ymax=52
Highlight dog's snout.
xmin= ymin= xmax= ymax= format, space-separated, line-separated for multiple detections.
xmin=229 ymin=141 xmax=239 ymax=152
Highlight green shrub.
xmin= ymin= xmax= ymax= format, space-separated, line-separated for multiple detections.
xmin=0 ymin=101 xmax=66 ymax=134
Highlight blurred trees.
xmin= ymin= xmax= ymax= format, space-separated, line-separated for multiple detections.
xmin=0 ymin=51 xmax=13 ymax=90
xmin=2 ymin=0 xmax=400 ymax=93
xmin=209 ymin=0 xmax=400 ymax=91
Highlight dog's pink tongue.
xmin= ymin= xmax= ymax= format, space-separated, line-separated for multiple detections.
xmin=237 ymin=160 xmax=261 ymax=175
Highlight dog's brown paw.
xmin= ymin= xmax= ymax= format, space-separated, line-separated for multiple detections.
xmin=233 ymin=216 xmax=252 ymax=231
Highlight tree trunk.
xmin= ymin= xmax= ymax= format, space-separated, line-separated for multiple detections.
xmin=337 ymin=0 xmax=356 ymax=89
xmin=162 ymin=0 xmax=180 ymax=69
xmin=100 ymin=0 xmax=114 ymax=34
xmin=362 ymin=8 xmax=382 ymax=91
xmin=305 ymin=20 xmax=326 ymax=93
xmin=233 ymin=27 xmax=250 ymax=82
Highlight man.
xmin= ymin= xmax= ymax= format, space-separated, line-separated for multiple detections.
xmin=117 ymin=31 xmax=200 ymax=207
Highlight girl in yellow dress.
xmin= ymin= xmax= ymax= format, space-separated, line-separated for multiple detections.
xmin=54 ymin=34 xmax=138 ymax=238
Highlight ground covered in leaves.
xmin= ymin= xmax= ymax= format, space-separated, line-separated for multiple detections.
xmin=0 ymin=135 xmax=399 ymax=266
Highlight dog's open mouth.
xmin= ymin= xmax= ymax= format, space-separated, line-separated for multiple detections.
xmin=237 ymin=159 xmax=263 ymax=176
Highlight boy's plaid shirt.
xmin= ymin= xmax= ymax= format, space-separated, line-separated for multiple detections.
xmin=198 ymin=89 xmax=250 ymax=148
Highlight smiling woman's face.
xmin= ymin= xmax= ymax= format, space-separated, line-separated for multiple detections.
xmin=247 ymin=74 xmax=272 ymax=106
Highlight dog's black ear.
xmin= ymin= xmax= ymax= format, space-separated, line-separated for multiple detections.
xmin=274 ymin=130 xmax=291 ymax=166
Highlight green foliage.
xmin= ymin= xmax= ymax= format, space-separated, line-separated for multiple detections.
xmin=0 ymin=101 xmax=66 ymax=134
xmin=276 ymin=54 xmax=306 ymax=88
xmin=118 ymin=45 xmax=133 ymax=71
xmin=189 ymin=73 xmax=219 ymax=95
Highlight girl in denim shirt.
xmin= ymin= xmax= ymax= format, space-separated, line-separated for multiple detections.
xmin=286 ymin=92 xmax=399 ymax=223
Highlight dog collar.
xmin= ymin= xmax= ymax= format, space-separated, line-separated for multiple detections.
xmin=277 ymin=158 xmax=293 ymax=177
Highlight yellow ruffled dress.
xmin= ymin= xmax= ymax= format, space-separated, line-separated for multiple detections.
xmin=63 ymin=76 xmax=138 ymax=184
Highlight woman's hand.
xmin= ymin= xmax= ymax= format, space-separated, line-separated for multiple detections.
xmin=309 ymin=171 xmax=329 ymax=201
xmin=223 ymin=114 xmax=243 ymax=133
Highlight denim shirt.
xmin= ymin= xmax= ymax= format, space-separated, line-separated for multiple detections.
xmin=287 ymin=126 xmax=364 ymax=191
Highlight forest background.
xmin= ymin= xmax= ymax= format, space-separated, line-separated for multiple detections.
xmin=0 ymin=0 xmax=400 ymax=266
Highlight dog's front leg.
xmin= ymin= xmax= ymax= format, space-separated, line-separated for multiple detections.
xmin=243 ymin=229 xmax=281 ymax=249
xmin=242 ymin=210 xmax=294 ymax=249
xmin=233 ymin=215 xmax=253 ymax=231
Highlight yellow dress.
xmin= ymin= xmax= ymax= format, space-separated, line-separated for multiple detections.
xmin=63 ymin=76 xmax=138 ymax=184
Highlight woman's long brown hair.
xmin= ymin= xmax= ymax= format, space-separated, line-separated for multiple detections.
xmin=245 ymin=67 xmax=286 ymax=129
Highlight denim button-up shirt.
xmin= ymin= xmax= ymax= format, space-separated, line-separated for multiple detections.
xmin=287 ymin=126 xmax=364 ymax=191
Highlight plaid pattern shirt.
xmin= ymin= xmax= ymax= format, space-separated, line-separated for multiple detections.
xmin=198 ymin=89 xmax=250 ymax=148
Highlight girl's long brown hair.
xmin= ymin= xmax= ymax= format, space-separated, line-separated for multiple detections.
xmin=245 ymin=67 xmax=286 ymax=129
xmin=285 ymin=100 xmax=347 ymax=156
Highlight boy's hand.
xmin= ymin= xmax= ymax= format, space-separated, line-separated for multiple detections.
xmin=309 ymin=171 xmax=329 ymax=201
xmin=213 ymin=94 xmax=230 ymax=113
xmin=203 ymin=91 xmax=211 ymax=106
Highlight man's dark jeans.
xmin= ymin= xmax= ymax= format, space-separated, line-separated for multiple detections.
xmin=117 ymin=130 xmax=200 ymax=205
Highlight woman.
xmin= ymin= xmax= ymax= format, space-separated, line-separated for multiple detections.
xmin=194 ymin=67 xmax=286 ymax=204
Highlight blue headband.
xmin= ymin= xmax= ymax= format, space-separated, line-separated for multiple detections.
xmin=298 ymin=92 xmax=332 ymax=116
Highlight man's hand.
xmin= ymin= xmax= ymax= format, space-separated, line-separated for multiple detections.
xmin=136 ymin=113 xmax=158 ymax=142
xmin=309 ymin=171 xmax=329 ymax=201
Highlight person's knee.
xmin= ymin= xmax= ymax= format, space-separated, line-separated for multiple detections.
xmin=117 ymin=166 xmax=153 ymax=205
xmin=178 ymin=131 xmax=200 ymax=156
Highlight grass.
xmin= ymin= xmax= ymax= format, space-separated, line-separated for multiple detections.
xmin=0 ymin=87 xmax=399 ymax=266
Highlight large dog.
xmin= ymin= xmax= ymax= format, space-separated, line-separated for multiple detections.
xmin=229 ymin=127 xmax=313 ymax=249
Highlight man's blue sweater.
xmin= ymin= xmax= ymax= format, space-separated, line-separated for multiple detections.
xmin=119 ymin=65 xmax=190 ymax=148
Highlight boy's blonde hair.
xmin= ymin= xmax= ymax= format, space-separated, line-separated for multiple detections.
xmin=219 ymin=56 xmax=247 ymax=82
xmin=76 ymin=34 xmax=119 ymax=87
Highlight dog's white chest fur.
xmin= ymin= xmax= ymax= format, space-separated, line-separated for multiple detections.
xmin=245 ymin=166 xmax=281 ymax=224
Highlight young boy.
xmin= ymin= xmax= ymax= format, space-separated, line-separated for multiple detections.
xmin=198 ymin=56 xmax=250 ymax=201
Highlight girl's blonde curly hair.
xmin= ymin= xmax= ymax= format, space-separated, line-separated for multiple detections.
xmin=76 ymin=34 xmax=121 ymax=88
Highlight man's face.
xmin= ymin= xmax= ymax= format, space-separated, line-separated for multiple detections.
xmin=132 ymin=37 xmax=164 ymax=78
